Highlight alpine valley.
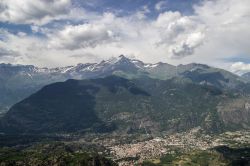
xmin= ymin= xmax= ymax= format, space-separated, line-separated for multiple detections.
xmin=0 ymin=55 xmax=250 ymax=165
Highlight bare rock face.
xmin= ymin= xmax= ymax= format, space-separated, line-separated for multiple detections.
xmin=217 ymin=98 xmax=250 ymax=130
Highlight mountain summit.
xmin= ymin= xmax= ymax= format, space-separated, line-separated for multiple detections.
xmin=0 ymin=55 xmax=247 ymax=114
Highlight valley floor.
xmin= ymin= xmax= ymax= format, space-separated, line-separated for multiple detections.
xmin=0 ymin=129 xmax=250 ymax=166
xmin=89 ymin=129 xmax=250 ymax=165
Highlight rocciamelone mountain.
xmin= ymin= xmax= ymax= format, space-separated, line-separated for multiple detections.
xmin=0 ymin=56 xmax=250 ymax=135
xmin=0 ymin=55 xmax=249 ymax=114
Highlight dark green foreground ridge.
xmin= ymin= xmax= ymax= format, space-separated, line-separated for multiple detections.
xmin=0 ymin=142 xmax=117 ymax=166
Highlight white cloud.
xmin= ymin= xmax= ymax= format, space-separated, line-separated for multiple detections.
xmin=155 ymin=11 xmax=181 ymax=27
xmin=155 ymin=1 xmax=167 ymax=11
xmin=169 ymin=32 xmax=205 ymax=57
xmin=230 ymin=62 xmax=250 ymax=75
xmin=135 ymin=5 xmax=151 ymax=20
xmin=0 ymin=0 xmax=250 ymax=73
xmin=0 ymin=30 xmax=16 ymax=56
xmin=190 ymin=0 xmax=250 ymax=65
xmin=0 ymin=0 xmax=72 ymax=25
xmin=0 ymin=48 xmax=18 ymax=57
xmin=48 ymin=23 xmax=117 ymax=50
xmin=154 ymin=11 xmax=206 ymax=57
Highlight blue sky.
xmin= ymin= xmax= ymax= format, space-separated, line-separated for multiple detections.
xmin=1 ymin=0 xmax=201 ymax=34
xmin=74 ymin=0 xmax=201 ymax=16
xmin=0 ymin=0 xmax=250 ymax=74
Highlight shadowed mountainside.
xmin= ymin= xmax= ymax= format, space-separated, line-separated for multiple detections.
xmin=1 ymin=75 xmax=249 ymax=135
xmin=0 ymin=55 xmax=247 ymax=114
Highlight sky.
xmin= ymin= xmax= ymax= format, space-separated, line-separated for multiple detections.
xmin=0 ymin=0 xmax=250 ymax=74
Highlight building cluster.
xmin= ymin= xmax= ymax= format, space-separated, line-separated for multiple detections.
xmin=105 ymin=129 xmax=250 ymax=166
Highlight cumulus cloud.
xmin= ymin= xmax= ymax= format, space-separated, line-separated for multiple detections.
xmin=155 ymin=1 xmax=168 ymax=11
xmin=48 ymin=23 xmax=117 ymax=50
xmin=0 ymin=0 xmax=250 ymax=72
xmin=169 ymin=32 xmax=205 ymax=57
xmin=190 ymin=0 xmax=250 ymax=64
xmin=154 ymin=11 xmax=206 ymax=57
xmin=0 ymin=30 xmax=17 ymax=57
xmin=0 ymin=0 xmax=72 ymax=25
xmin=135 ymin=5 xmax=151 ymax=20
xmin=0 ymin=48 xmax=18 ymax=57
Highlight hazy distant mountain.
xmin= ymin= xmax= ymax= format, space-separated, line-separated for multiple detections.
xmin=0 ymin=63 xmax=67 ymax=114
xmin=1 ymin=75 xmax=249 ymax=135
xmin=178 ymin=63 xmax=245 ymax=89
xmin=242 ymin=72 xmax=250 ymax=82
xmin=0 ymin=55 xmax=246 ymax=114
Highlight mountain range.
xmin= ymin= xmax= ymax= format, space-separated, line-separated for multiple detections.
xmin=0 ymin=55 xmax=250 ymax=135
xmin=1 ymin=55 xmax=250 ymax=114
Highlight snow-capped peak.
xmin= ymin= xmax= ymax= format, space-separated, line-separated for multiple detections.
xmin=104 ymin=55 xmax=131 ymax=64
xmin=0 ymin=55 xmax=174 ymax=79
